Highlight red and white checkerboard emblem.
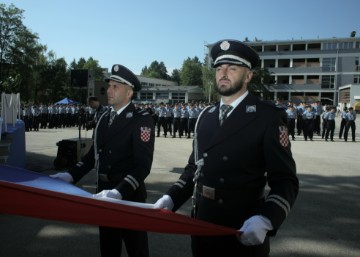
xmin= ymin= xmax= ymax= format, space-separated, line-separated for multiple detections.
xmin=140 ymin=127 xmax=151 ymax=142
xmin=279 ymin=126 xmax=289 ymax=147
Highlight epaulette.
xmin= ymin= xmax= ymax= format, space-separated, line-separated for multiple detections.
xmin=137 ymin=109 xmax=150 ymax=116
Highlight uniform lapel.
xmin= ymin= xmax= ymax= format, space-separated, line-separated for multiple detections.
xmin=99 ymin=104 xmax=136 ymax=146
xmin=204 ymin=94 xmax=259 ymax=150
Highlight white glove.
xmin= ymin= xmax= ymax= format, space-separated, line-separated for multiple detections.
xmin=49 ymin=172 xmax=74 ymax=183
xmin=93 ymin=189 xmax=122 ymax=200
xmin=154 ymin=195 xmax=174 ymax=210
xmin=238 ymin=215 xmax=273 ymax=246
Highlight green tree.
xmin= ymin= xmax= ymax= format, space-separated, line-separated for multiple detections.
xmin=180 ymin=56 xmax=203 ymax=86
xmin=249 ymin=67 xmax=273 ymax=100
xmin=141 ymin=61 xmax=169 ymax=79
xmin=201 ymin=53 xmax=217 ymax=102
xmin=0 ymin=3 xmax=27 ymax=92
xmin=70 ymin=57 xmax=104 ymax=81
xmin=0 ymin=3 xmax=53 ymax=103
xmin=201 ymin=64 xmax=217 ymax=103
xmin=170 ymin=68 xmax=181 ymax=84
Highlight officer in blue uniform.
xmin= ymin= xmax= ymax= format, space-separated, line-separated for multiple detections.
xmin=302 ymin=105 xmax=315 ymax=141
xmin=156 ymin=102 xmax=168 ymax=137
xmin=51 ymin=64 xmax=155 ymax=257
xmin=324 ymin=106 xmax=336 ymax=141
xmin=172 ymin=102 xmax=182 ymax=138
xmin=187 ymin=103 xmax=199 ymax=138
xmin=286 ymin=105 xmax=297 ymax=140
xmin=155 ymin=39 xmax=299 ymax=257
xmin=180 ymin=103 xmax=189 ymax=138
xmin=344 ymin=107 xmax=356 ymax=142
xmin=339 ymin=107 xmax=348 ymax=139
xmin=296 ymin=102 xmax=305 ymax=135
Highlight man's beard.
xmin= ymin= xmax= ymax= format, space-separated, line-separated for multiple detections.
xmin=215 ymin=76 xmax=245 ymax=96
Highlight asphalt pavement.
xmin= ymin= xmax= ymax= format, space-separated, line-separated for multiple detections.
xmin=1 ymin=117 xmax=360 ymax=257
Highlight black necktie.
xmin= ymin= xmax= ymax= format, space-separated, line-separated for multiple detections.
xmin=108 ymin=111 xmax=117 ymax=127
xmin=219 ymin=105 xmax=233 ymax=126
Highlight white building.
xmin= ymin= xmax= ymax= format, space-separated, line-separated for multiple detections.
xmin=93 ymin=74 xmax=204 ymax=105
xmin=207 ymin=36 xmax=360 ymax=107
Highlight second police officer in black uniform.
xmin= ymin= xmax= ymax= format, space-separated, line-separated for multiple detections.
xmin=51 ymin=64 xmax=155 ymax=257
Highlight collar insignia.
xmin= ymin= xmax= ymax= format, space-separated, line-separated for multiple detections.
xmin=246 ymin=105 xmax=256 ymax=113
xmin=209 ymin=106 xmax=216 ymax=113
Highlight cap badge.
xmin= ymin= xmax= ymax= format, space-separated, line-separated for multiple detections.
xmin=114 ymin=65 xmax=119 ymax=72
xmin=220 ymin=40 xmax=230 ymax=51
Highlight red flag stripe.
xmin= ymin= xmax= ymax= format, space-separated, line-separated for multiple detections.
xmin=0 ymin=177 xmax=236 ymax=236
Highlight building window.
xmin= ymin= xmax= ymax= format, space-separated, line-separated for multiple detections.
xmin=322 ymin=58 xmax=336 ymax=71
xmin=321 ymin=75 xmax=335 ymax=89
xmin=155 ymin=92 xmax=169 ymax=100
xmin=323 ymin=42 xmax=338 ymax=50
xmin=339 ymin=42 xmax=353 ymax=49
xmin=171 ymin=92 xmax=186 ymax=102
xmin=140 ymin=92 xmax=153 ymax=101
xmin=355 ymin=57 xmax=360 ymax=71
xmin=354 ymin=75 xmax=360 ymax=84
xmin=339 ymin=89 xmax=350 ymax=103
xmin=293 ymin=44 xmax=306 ymax=51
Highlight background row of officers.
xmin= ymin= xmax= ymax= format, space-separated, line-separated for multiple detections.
xmin=19 ymin=100 xmax=357 ymax=142
xmin=284 ymin=101 xmax=357 ymax=142
xmin=19 ymin=101 xmax=207 ymax=139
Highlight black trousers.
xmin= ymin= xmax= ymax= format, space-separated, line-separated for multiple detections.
xmin=191 ymin=233 xmax=269 ymax=257
xmin=339 ymin=118 xmax=347 ymax=138
xmin=325 ymin=120 xmax=335 ymax=140
xmin=303 ymin=119 xmax=314 ymax=140
xmin=99 ymin=226 xmax=149 ymax=257
xmin=287 ymin=118 xmax=295 ymax=139
xmin=344 ymin=121 xmax=356 ymax=141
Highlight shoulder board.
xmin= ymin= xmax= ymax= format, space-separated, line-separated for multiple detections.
xmin=136 ymin=109 xmax=150 ymax=116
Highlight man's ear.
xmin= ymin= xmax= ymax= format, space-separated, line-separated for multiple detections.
xmin=127 ymin=88 xmax=134 ymax=99
xmin=245 ymin=70 xmax=254 ymax=83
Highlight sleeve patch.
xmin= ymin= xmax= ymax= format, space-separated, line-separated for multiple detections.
xmin=140 ymin=127 xmax=151 ymax=142
xmin=279 ymin=125 xmax=289 ymax=147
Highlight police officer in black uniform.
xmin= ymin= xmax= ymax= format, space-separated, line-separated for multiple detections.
xmin=87 ymin=96 xmax=107 ymax=130
xmin=51 ymin=64 xmax=155 ymax=257
xmin=155 ymin=39 xmax=299 ymax=257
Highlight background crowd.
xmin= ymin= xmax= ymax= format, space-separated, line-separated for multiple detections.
xmin=282 ymin=100 xmax=357 ymax=142
xmin=19 ymin=99 xmax=357 ymax=142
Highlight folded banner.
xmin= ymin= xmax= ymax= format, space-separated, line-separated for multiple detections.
xmin=0 ymin=165 xmax=236 ymax=236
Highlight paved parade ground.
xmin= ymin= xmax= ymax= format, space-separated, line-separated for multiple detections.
xmin=1 ymin=116 xmax=359 ymax=257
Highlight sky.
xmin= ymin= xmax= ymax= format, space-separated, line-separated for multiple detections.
xmin=2 ymin=0 xmax=360 ymax=75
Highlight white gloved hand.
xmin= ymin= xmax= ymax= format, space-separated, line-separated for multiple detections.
xmin=238 ymin=215 xmax=273 ymax=246
xmin=154 ymin=195 xmax=174 ymax=210
xmin=49 ymin=172 xmax=74 ymax=183
xmin=93 ymin=189 xmax=122 ymax=200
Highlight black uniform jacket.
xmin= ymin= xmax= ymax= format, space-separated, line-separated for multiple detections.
xmin=167 ymin=93 xmax=299 ymax=232
xmin=69 ymin=103 xmax=155 ymax=202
